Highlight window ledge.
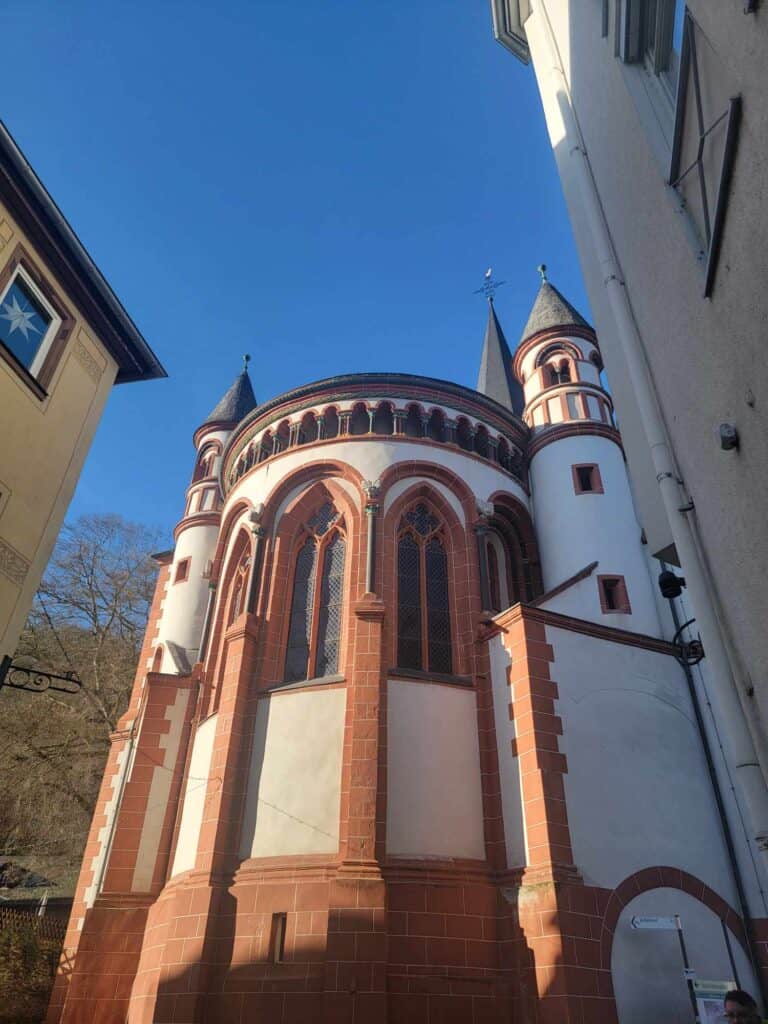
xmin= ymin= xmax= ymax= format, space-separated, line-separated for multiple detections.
xmin=387 ymin=668 xmax=474 ymax=688
xmin=265 ymin=673 xmax=345 ymax=694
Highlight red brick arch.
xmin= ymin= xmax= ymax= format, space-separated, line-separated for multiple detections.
xmin=258 ymin=458 xmax=365 ymax=534
xmin=600 ymin=866 xmax=748 ymax=971
xmin=257 ymin=475 xmax=363 ymax=686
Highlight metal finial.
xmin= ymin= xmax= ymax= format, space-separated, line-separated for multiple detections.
xmin=473 ymin=267 xmax=505 ymax=302
xmin=242 ymin=353 xmax=251 ymax=373
xmin=537 ymin=263 xmax=548 ymax=284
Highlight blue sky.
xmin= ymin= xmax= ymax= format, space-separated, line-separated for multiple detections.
xmin=5 ymin=1 xmax=589 ymax=539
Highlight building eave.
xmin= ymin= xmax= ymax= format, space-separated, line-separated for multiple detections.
xmin=0 ymin=121 xmax=166 ymax=384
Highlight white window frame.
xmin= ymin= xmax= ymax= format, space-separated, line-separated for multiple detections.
xmin=615 ymin=0 xmax=684 ymax=168
xmin=0 ymin=264 xmax=62 ymax=377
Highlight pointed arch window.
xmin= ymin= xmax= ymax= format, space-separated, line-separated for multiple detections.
xmin=397 ymin=503 xmax=452 ymax=674
xmin=284 ymin=500 xmax=347 ymax=682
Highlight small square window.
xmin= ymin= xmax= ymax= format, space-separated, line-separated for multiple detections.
xmin=572 ymin=464 xmax=604 ymax=495
xmin=0 ymin=271 xmax=56 ymax=375
xmin=598 ymin=575 xmax=631 ymax=614
xmin=174 ymin=558 xmax=190 ymax=584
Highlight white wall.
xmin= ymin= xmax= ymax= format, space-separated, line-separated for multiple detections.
xmin=171 ymin=713 xmax=217 ymax=877
xmin=239 ymin=688 xmax=346 ymax=858
xmin=552 ymin=626 xmax=740 ymax=904
xmin=488 ymin=635 xmax=526 ymax=868
xmin=612 ymin=889 xmax=757 ymax=1022
xmin=530 ymin=434 xmax=661 ymax=636
xmin=225 ymin=438 xmax=529 ymax=520
xmin=156 ymin=523 xmax=219 ymax=671
xmin=386 ymin=679 xmax=486 ymax=860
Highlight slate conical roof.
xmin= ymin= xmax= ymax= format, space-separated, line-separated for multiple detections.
xmin=476 ymin=299 xmax=525 ymax=416
xmin=203 ymin=367 xmax=257 ymax=428
xmin=520 ymin=280 xmax=591 ymax=345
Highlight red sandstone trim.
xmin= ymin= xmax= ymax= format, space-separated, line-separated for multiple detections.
xmin=488 ymin=602 xmax=677 ymax=656
xmin=527 ymin=422 xmax=624 ymax=460
xmin=513 ymin=324 xmax=600 ymax=381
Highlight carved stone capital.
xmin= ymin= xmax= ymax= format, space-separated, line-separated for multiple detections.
xmin=362 ymin=479 xmax=382 ymax=500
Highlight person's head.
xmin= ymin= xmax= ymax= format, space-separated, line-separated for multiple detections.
xmin=724 ymin=990 xmax=761 ymax=1023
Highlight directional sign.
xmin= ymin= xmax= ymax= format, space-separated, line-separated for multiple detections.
xmin=630 ymin=915 xmax=679 ymax=930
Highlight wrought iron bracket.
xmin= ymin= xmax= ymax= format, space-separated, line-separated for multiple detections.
xmin=672 ymin=619 xmax=705 ymax=667
xmin=0 ymin=654 xmax=82 ymax=695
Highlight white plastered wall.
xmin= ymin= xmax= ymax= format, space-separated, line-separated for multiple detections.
xmin=612 ymin=890 xmax=757 ymax=1022
xmin=240 ymin=688 xmax=346 ymax=858
xmin=155 ymin=523 xmax=219 ymax=670
xmin=171 ymin=713 xmax=217 ymax=877
xmin=383 ymin=477 xmax=465 ymax=525
xmin=488 ymin=635 xmax=525 ymax=867
xmin=386 ymin=679 xmax=486 ymax=860
xmin=225 ymin=439 xmax=529 ymax=523
xmin=551 ymin=626 xmax=759 ymax=909
xmin=530 ymin=435 xmax=660 ymax=636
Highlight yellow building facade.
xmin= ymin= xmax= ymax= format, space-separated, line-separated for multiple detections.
xmin=0 ymin=121 xmax=165 ymax=673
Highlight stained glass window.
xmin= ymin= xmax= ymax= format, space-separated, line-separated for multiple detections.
xmin=397 ymin=532 xmax=422 ymax=670
xmin=316 ymin=532 xmax=345 ymax=677
xmin=0 ymin=275 xmax=53 ymax=371
xmin=397 ymin=503 xmax=452 ymax=674
xmin=285 ymin=537 xmax=318 ymax=681
xmin=487 ymin=542 xmax=501 ymax=613
xmin=284 ymin=501 xmax=346 ymax=682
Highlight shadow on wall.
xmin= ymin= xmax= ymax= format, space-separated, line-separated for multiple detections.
xmin=141 ymin=894 xmax=541 ymax=1023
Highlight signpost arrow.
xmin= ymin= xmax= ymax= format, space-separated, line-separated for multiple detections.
xmin=630 ymin=915 xmax=679 ymax=930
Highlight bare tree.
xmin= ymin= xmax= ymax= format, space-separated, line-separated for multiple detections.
xmin=0 ymin=514 xmax=161 ymax=864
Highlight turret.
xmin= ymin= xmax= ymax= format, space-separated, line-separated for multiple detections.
xmin=153 ymin=360 xmax=258 ymax=672
xmin=513 ymin=268 xmax=660 ymax=635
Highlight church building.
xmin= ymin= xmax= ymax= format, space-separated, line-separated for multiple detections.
xmin=48 ymin=277 xmax=768 ymax=1023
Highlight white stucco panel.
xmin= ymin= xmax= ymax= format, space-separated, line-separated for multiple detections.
xmin=227 ymin=439 xmax=529 ymax=519
xmin=552 ymin=626 xmax=738 ymax=903
xmin=612 ymin=889 xmax=756 ymax=1023
xmin=488 ymin=635 xmax=525 ymax=867
xmin=171 ymin=712 xmax=217 ymax=877
xmin=386 ymin=679 xmax=486 ymax=860
xmin=240 ymin=687 xmax=346 ymax=858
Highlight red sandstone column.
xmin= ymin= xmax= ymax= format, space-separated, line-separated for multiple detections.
xmin=496 ymin=606 xmax=617 ymax=1024
xmin=129 ymin=613 xmax=260 ymax=1023
xmin=322 ymin=594 xmax=388 ymax=1023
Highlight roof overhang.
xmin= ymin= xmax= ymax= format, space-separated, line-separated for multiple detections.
xmin=490 ymin=0 xmax=531 ymax=64
xmin=0 ymin=121 xmax=166 ymax=384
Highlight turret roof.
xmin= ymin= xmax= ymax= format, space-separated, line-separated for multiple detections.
xmin=520 ymin=280 xmax=591 ymax=344
xmin=203 ymin=367 xmax=257 ymax=428
xmin=476 ymin=300 xmax=525 ymax=415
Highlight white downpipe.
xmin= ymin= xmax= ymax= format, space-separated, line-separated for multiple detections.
xmin=526 ymin=0 xmax=768 ymax=860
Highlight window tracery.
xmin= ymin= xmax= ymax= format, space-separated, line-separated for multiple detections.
xmin=284 ymin=500 xmax=347 ymax=682
xmin=396 ymin=502 xmax=452 ymax=674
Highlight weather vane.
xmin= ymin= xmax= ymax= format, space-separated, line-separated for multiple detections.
xmin=473 ymin=267 xmax=505 ymax=302
xmin=242 ymin=353 xmax=251 ymax=372
xmin=537 ymin=263 xmax=548 ymax=283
